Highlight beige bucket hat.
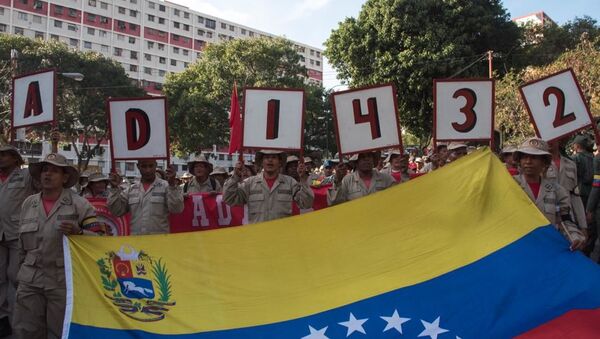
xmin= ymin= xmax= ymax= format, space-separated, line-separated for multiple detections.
xmin=29 ymin=153 xmax=79 ymax=188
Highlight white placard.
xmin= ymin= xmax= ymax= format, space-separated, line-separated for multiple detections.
xmin=12 ymin=69 xmax=56 ymax=128
xmin=108 ymin=97 xmax=169 ymax=160
xmin=520 ymin=69 xmax=592 ymax=142
xmin=242 ymin=88 xmax=304 ymax=150
xmin=331 ymin=84 xmax=402 ymax=155
xmin=434 ymin=79 xmax=494 ymax=141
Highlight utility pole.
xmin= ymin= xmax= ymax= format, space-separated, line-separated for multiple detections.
xmin=10 ymin=49 xmax=18 ymax=144
xmin=488 ymin=50 xmax=493 ymax=79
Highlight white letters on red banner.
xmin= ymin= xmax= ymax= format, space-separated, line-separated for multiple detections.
xmin=242 ymin=88 xmax=305 ymax=151
xmin=108 ymin=97 xmax=170 ymax=160
xmin=12 ymin=69 xmax=56 ymax=129
xmin=434 ymin=79 xmax=494 ymax=142
xmin=520 ymin=68 xmax=593 ymax=142
xmin=331 ymin=84 xmax=402 ymax=155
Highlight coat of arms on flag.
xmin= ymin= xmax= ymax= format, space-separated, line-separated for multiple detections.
xmin=95 ymin=245 xmax=175 ymax=322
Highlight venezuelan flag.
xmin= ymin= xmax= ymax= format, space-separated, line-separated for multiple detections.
xmin=63 ymin=149 xmax=600 ymax=338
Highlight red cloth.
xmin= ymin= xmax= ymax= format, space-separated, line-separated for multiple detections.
xmin=0 ymin=173 xmax=8 ymax=183
xmin=362 ymin=176 xmax=372 ymax=190
xmin=517 ymin=308 xmax=600 ymax=339
xmin=528 ymin=182 xmax=541 ymax=199
xmin=142 ymin=182 xmax=152 ymax=191
xmin=228 ymin=82 xmax=242 ymax=155
xmin=508 ymin=167 xmax=519 ymax=176
xmin=42 ymin=197 xmax=58 ymax=215
xmin=390 ymin=171 xmax=402 ymax=183
xmin=265 ymin=176 xmax=277 ymax=190
xmin=554 ymin=158 xmax=561 ymax=170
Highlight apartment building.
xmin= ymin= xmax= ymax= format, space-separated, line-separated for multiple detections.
xmin=512 ymin=11 xmax=556 ymax=28
xmin=0 ymin=0 xmax=324 ymax=94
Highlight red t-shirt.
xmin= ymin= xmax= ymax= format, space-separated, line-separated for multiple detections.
xmin=554 ymin=158 xmax=561 ymax=170
xmin=507 ymin=167 xmax=519 ymax=176
xmin=265 ymin=177 xmax=277 ymax=190
xmin=0 ymin=173 xmax=8 ymax=183
xmin=42 ymin=197 xmax=58 ymax=216
xmin=143 ymin=182 xmax=152 ymax=191
xmin=390 ymin=171 xmax=402 ymax=183
xmin=528 ymin=182 xmax=541 ymax=199
xmin=362 ymin=177 xmax=372 ymax=190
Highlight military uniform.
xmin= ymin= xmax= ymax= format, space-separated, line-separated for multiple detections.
xmin=328 ymin=169 xmax=395 ymax=205
xmin=586 ymin=154 xmax=600 ymax=241
xmin=546 ymin=156 xmax=587 ymax=229
xmin=223 ymin=173 xmax=314 ymax=224
xmin=185 ymin=176 xmax=221 ymax=194
xmin=379 ymin=167 xmax=410 ymax=183
xmin=14 ymin=189 xmax=99 ymax=339
xmin=108 ymin=178 xmax=184 ymax=235
xmin=573 ymin=150 xmax=594 ymax=206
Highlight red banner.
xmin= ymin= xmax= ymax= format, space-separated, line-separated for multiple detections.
xmin=169 ymin=193 xmax=246 ymax=233
xmin=87 ymin=198 xmax=131 ymax=236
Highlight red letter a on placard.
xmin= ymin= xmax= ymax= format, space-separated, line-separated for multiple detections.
xmin=125 ymin=108 xmax=151 ymax=151
xmin=24 ymin=81 xmax=43 ymax=118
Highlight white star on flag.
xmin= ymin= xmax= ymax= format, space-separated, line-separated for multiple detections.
xmin=418 ymin=316 xmax=449 ymax=339
xmin=302 ymin=325 xmax=329 ymax=339
xmin=338 ymin=312 xmax=368 ymax=337
xmin=380 ymin=309 xmax=411 ymax=334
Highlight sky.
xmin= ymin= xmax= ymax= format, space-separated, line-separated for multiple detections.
xmin=170 ymin=0 xmax=600 ymax=88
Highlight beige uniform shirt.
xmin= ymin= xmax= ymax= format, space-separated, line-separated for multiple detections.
xmin=0 ymin=168 xmax=36 ymax=241
xmin=108 ymin=178 xmax=184 ymax=235
xmin=546 ymin=156 xmax=587 ymax=228
xmin=18 ymin=189 xmax=97 ymax=288
xmin=185 ymin=176 xmax=222 ymax=194
xmin=223 ymin=173 xmax=314 ymax=224
xmin=328 ymin=169 xmax=395 ymax=205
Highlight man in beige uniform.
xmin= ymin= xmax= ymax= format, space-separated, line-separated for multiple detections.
xmin=184 ymin=155 xmax=221 ymax=194
xmin=328 ymin=151 xmax=395 ymax=205
xmin=513 ymin=138 xmax=586 ymax=250
xmin=0 ymin=145 xmax=36 ymax=336
xmin=14 ymin=153 xmax=101 ymax=339
xmin=223 ymin=150 xmax=314 ymax=224
xmin=108 ymin=160 xmax=184 ymax=235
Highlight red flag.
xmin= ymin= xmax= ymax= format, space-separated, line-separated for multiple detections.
xmin=228 ymin=82 xmax=242 ymax=155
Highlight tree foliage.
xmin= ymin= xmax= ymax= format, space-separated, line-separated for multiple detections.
xmin=164 ymin=37 xmax=328 ymax=155
xmin=0 ymin=35 xmax=145 ymax=171
xmin=496 ymin=38 xmax=600 ymax=145
xmin=325 ymin=0 xmax=521 ymax=143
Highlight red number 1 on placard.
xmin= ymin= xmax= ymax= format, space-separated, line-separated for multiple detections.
xmin=543 ymin=86 xmax=576 ymax=128
xmin=452 ymin=88 xmax=478 ymax=133
xmin=266 ymin=99 xmax=280 ymax=140
xmin=352 ymin=98 xmax=381 ymax=140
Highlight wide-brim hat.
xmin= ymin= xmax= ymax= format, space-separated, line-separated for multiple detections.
xmin=286 ymin=155 xmax=300 ymax=164
xmin=501 ymin=146 xmax=517 ymax=154
xmin=304 ymin=156 xmax=313 ymax=164
xmin=514 ymin=138 xmax=551 ymax=161
xmin=210 ymin=166 xmax=228 ymax=176
xmin=88 ymin=172 xmax=109 ymax=183
xmin=29 ymin=153 xmax=79 ymax=188
xmin=448 ymin=142 xmax=468 ymax=151
xmin=181 ymin=172 xmax=193 ymax=179
xmin=350 ymin=151 xmax=380 ymax=163
xmin=255 ymin=149 xmax=287 ymax=164
xmin=384 ymin=150 xmax=407 ymax=163
xmin=188 ymin=154 xmax=212 ymax=173
xmin=0 ymin=144 xmax=24 ymax=166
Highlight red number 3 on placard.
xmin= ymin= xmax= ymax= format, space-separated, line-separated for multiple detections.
xmin=543 ymin=86 xmax=576 ymax=128
xmin=452 ymin=88 xmax=477 ymax=133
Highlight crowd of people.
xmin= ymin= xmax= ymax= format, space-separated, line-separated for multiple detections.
xmin=0 ymin=134 xmax=598 ymax=337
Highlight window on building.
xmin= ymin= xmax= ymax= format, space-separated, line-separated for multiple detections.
xmin=159 ymin=57 xmax=165 ymax=64
xmin=197 ymin=16 xmax=204 ymax=24
xmin=129 ymin=10 xmax=137 ymax=17
xmin=54 ymin=20 xmax=63 ymax=28
xmin=316 ymin=51 xmax=321 ymax=58
xmin=100 ymin=2 xmax=108 ymax=9
xmin=55 ymin=5 xmax=63 ymax=15
xmin=205 ymin=19 xmax=215 ymax=29
xmin=87 ymin=27 xmax=95 ymax=35
xmin=158 ymin=70 xmax=166 ymax=76
xmin=33 ymin=15 xmax=42 ymax=23
xmin=158 ymin=43 xmax=165 ymax=50
xmin=248 ymin=31 xmax=254 ymax=37
xmin=129 ymin=37 xmax=135 ymax=44
xmin=173 ymin=8 xmax=180 ymax=16
xmin=147 ymin=14 xmax=154 ymax=21
xmin=184 ymin=12 xmax=189 ymax=19
xmin=88 ymin=0 xmax=97 ymax=7
xmin=67 ymin=24 xmax=77 ymax=31
xmin=159 ymin=4 xmax=165 ymax=12
xmin=310 ymin=59 xmax=314 ymax=65
xmin=173 ymin=47 xmax=179 ymax=54
xmin=158 ymin=17 xmax=165 ymax=24
xmin=184 ymin=62 xmax=189 ymax=68
xmin=0 ymin=8 xmax=4 ymax=16
xmin=182 ymin=49 xmax=188 ymax=56
xmin=173 ymin=21 xmax=180 ymax=29
xmin=68 ymin=8 xmax=77 ymax=17
xmin=206 ymin=31 xmax=213 ymax=38
xmin=118 ymin=7 xmax=125 ymax=14
xmin=86 ymin=13 xmax=96 ymax=21
xmin=183 ymin=24 xmax=189 ymax=31
xmin=197 ymin=29 xmax=204 ymax=36
xmin=148 ymin=1 xmax=155 ymax=9
xmin=229 ymin=24 xmax=234 ymax=31
xmin=33 ymin=0 xmax=42 ymax=9
xmin=170 ymin=59 xmax=177 ymax=66
xmin=99 ymin=30 xmax=107 ymax=37
xmin=117 ymin=20 xmax=126 ymax=29
xmin=220 ymin=22 xmax=226 ymax=29
xmin=18 ymin=12 xmax=28 ymax=21
xmin=84 ymin=41 xmax=92 ymax=48
xmin=100 ymin=16 xmax=108 ymax=23
xmin=144 ymin=53 xmax=151 ymax=61
xmin=125 ymin=163 xmax=134 ymax=171
xmin=310 ymin=49 xmax=314 ymax=56
xmin=69 ymin=38 xmax=78 ymax=47
xmin=147 ymin=41 xmax=154 ymax=49
xmin=50 ymin=34 xmax=59 ymax=40
xmin=129 ymin=64 xmax=137 ymax=72
xmin=316 ymin=60 xmax=321 ymax=66
xmin=101 ymin=44 xmax=108 ymax=52
xmin=130 ymin=51 xmax=138 ymax=59
xmin=144 ymin=67 xmax=152 ymax=75
xmin=300 ymin=56 xmax=305 ymax=62
xmin=130 ymin=0 xmax=137 ymax=4
xmin=172 ymin=34 xmax=179 ymax=41
xmin=114 ymin=47 xmax=122 ymax=56
xmin=129 ymin=23 xmax=138 ymax=31
xmin=35 ymin=31 xmax=44 ymax=39
xmin=117 ymin=34 xmax=124 ymax=41
xmin=241 ymin=28 xmax=246 ymax=35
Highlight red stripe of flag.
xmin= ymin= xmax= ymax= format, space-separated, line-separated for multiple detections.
xmin=517 ymin=308 xmax=600 ymax=338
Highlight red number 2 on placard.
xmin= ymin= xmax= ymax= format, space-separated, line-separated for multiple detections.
xmin=543 ymin=86 xmax=576 ymax=128
xmin=452 ymin=88 xmax=477 ymax=133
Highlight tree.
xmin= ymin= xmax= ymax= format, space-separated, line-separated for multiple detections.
xmin=496 ymin=37 xmax=600 ymax=145
xmin=164 ymin=37 xmax=326 ymax=155
xmin=325 ymin=0 xmax=521 ymax=143
xmin=0 ymin=35 xmax=145 ymax=171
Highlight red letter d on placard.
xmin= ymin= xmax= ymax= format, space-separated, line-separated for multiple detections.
xmin=125 ymin=108 xmax=151 ymax=151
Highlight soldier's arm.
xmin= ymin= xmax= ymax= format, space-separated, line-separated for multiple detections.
xmin=107 ymin=186 xmax=129 ymax=217
xmin=556 ymin=185 xmax=586 ymax=249
xmin=586 ymin=156 xmax=600 ymax=213
xmin=327 ymin=177 xmax=348 ymax=206
xmin=78 ymin=199 xmax=103 ymax=236
xmin=222 ymin=174 xmax=249 ymax=206
xmin=166 ymin=185 xmax=184 ymax=214
xmin=292 ymin=179 xmax=314 ymax=209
